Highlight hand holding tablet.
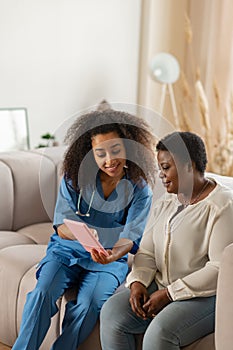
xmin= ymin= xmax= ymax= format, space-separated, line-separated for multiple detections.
xmin=63 ymin=219 xmax=108 ymax=256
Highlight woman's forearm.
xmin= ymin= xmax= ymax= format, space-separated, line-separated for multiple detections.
xmin=57 ymin=224 xmax=76 ymax=240
xmin=111 ymin=238 xmax=134 ymax=260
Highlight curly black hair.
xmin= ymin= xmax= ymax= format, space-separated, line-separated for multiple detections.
xmin=156 ymin=131 xmax=207 ymax=174
xmin=62 ymin=109 xmax=157 ymax=191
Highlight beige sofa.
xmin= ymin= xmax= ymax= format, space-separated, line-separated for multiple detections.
xmin=0 ymin=147 xmax=232 ymax=350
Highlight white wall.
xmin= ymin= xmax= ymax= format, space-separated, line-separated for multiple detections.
xmin=0 ymin=0 xmax=141 ymax=148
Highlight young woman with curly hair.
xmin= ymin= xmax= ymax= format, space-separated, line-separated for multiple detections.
xmin=13 ymin=108 xmax=157 ymax=350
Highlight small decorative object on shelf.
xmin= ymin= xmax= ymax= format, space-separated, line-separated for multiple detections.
xmin=36 ymin=132 xmax=59 ymax=148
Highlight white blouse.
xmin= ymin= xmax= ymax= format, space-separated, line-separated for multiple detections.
xmin=126 ymin=181 xmax=233 ymax=301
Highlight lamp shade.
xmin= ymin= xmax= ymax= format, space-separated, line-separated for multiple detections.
xmin=150 ymin=53 xmax=180 ymax=84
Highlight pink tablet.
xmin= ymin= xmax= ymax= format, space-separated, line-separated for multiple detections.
xmin=63 ymin=219 xmax=108 ymax=256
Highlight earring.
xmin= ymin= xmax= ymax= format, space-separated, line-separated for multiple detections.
xmin=123 ymin=164 xmax=128 ymax=169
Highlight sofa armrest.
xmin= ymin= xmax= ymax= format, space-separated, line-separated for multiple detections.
xmin=215 ymin=243 xmax=233 ymax=350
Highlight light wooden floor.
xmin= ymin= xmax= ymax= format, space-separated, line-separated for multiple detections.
xmin=0 ymin=343 xmax=11 ymax=350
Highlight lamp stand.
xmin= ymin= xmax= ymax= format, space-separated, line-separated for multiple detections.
xmin=159 ymin=83 xmax=180 ymax=129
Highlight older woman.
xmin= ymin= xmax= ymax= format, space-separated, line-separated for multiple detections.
xmin=100 ymin=131 xmax=233 ymax=350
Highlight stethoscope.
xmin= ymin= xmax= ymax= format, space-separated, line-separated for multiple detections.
xmin=75 ymin=189 xmax=96 ymax=217
xmin=75 ymin=166 xmax=128 ymax=217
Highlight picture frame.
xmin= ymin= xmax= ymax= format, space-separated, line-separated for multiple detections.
xmin=0 ymin=107 xmax=30 ymax=151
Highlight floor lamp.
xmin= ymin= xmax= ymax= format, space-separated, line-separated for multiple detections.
xmin=150 ymin=52 xmax=180 ymax=129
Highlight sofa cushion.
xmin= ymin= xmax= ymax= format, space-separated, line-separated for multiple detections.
xmin=33 ymin=146 xmax=65 ymax=191
xmin=17 ymin=222 xmax=54 ymax=245
xmin=0 ymin=244 xmax=47 ymax=345
xmin=0 ymin=231 xmax=35 ymax=249
xmin=215 ymin=243 xmax=233 ymax=350
xmin=0 ymin=160 xmax=14 ymax=230
xmin=207 ymin=172 xmax=233 ymax=189
xmin=0 ymin=152 xmax=57 ymax=230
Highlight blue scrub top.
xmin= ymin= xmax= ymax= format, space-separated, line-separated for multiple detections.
xmin=39 ymin=173 xmax=152 ymax=284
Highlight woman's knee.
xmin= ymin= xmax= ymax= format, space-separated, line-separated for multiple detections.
xmin=36 ymin=261 xmax=70 ymax=297
xmin=143 ymin=319 xmax=178 ymax=350
xmin=100 ymin=289 xmax=131 ymax=327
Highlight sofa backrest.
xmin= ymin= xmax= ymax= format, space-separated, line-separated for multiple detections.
xmin=206 ymin=172 xmax=233 ymax=190
xmin=0 ymin=147 xmax=66 ymax=231
xmin=0 ymin=145 xmax=231 ymax=233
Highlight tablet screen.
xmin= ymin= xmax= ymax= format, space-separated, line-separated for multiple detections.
xmin=63 ymin=219 xmax=108 ymax=256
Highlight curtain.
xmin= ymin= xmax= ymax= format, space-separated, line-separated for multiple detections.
xmin=138 ymin=0 xmax=233 ymax=175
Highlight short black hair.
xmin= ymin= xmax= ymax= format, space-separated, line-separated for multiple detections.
xmin=156 ymin=131 xmax=207 ymax=174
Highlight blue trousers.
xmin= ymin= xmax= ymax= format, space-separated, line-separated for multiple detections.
xmin=12 ymin=260 xmax=119 ymax=350
xmin=100 ymin=282 xmax=216 ymax=350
